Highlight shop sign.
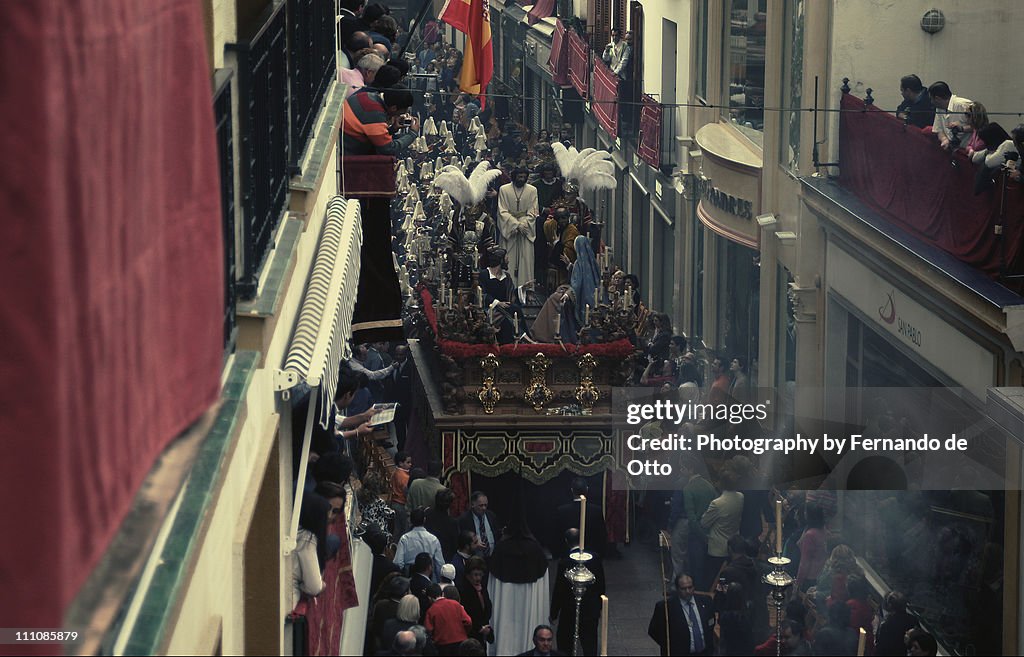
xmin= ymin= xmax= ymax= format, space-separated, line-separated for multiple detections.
xmin=827 ymin=244 xmax=995 ymax=395
xmin=696 ymin=176 xmax=754 ymax=220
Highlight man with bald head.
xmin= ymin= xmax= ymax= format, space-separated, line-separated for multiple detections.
xmin=342 ymin=31 xmax=373 ymax=69
xmin=391 ymin=630 xmax=418 ymax=655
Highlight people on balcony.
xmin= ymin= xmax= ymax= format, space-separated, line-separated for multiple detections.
xmin=342 ymin=49 xmax=385 ymax=97
xmin=928 ymin=81 xmax=973 ymax=151
xmin=601 ymin=28 xmax=631 ymax=79
xmin=343 ymin=86 xmax=419 ymax=156
xmin=895 ymin=74 xmax=935 ymax=129
xmin=290 ymin=493 xmax=330 ymax=610
xmin=341 ymin=31 xmax=373 ymax=70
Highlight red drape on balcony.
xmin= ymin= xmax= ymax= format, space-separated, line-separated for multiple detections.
xmin=838 ymin=93 xmax=1024 ymax=275
xmin=567 ymin=30 xmax=590 ymax=100
xmin=548 ymin=19 xmax=570 ymax=86
xmin=638 ymin=94 xmax=662 ymax=168
xmin=0 ymin=0 xmax=223 ymax=640
xmin=527 ymin=0 xmax=555 ymax=25
xmin=592 ymin=58 xmax=619 ymax=139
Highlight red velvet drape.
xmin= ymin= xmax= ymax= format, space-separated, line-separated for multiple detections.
xmin=592 ymin=59 xmax=619 ymax=140
xmin=0 ymin=0 xmax=224 ymax=639
xmin=637 ymin=94 xmax=662 ymax=169
xmin=547 ymin=20 xmax=570 ymax=87
xmin=567 ymin=31 xmax=590 ymax=100
xmin=838 ymin=93 xmax=1024 ymax=275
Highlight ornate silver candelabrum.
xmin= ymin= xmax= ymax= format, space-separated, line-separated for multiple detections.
xmin=763 ymin=554 xmax=794 ymax=657
xmin=565 ymin=551 xmax=596 ymax=657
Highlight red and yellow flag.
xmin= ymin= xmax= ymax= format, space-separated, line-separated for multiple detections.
xmin=439 ymin=0 xmax=493 ymax=100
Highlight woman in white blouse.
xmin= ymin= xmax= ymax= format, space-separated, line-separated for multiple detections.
xmin=291 ymin=493 xmax=332 ymax=610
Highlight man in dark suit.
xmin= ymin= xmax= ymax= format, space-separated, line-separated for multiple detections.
xmin=517 ymin=625 xmax=565 ymax=656
xmin=551 ymin=530 xmax=604 ymax=655
xmin=384 ymin=344 xmax=414 ymax=450
xmin=896 ymin=74 xmax=936 ymax=129
xmin=647 ymin=574 xmax=715 ymax=656
xmin=554 ymin=478 xmax=608 ymax=557
xmin=457 ymin=491 xmax=500 ymax=557
xmin=410 ymin=552 xmax=434 ymax=603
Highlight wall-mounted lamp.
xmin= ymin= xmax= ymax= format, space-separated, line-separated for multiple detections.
xmin=756 ymin=213 xmax=778 ymax=228
xmin=921 ymin=9 xmax=945 ymax=34
xmin=776 ymin=231 xmax=797 ymax=244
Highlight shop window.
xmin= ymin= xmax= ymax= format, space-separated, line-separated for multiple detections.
xmin=694 ymin=0 xmax=709 ymax=100
xmin=722 ymin=0 xmax=767 ymax=143
xmin=714 ymin=237 xmax=759 ymax=365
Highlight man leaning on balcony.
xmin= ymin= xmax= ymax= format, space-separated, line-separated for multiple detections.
xmin=895 ymin=74 xmax=935 ymax=129
xmin=928 ymin=81 xmax=973 ymax=151
xmin=342 ymin=86 xmax=419 ymax=156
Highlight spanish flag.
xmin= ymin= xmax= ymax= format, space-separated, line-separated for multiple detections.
xmin=439 ymin=0 xmax=493 ymax=100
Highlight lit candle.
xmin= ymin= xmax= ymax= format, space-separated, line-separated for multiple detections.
xmin=579 ymin=494 xmax=587 ymax=553
xmin=600 ymin=595 xmax=609 ymax=656
xmin=585 ymin=304 xmax=590 ymax=325
xmin=775 ymin=499 xmax=783 ymax=555
xmin=856 ymin=628 xmax=866 ymax=656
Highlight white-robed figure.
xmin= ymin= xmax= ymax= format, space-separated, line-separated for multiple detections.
xmin=487 ymin=504 xmax=550 ymax=656
xmin=496 ymin=166 xmax=538 ymax=283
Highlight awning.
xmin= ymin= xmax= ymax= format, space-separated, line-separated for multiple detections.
xmin=547 ymin=19 xmax=569 ymax=86
xmin=638 ymin=94 xmax=662 ymax=168
xmin=567 ymin=30 xmax=590 ymax=99
xmin=277 ymin=195 xmax=363 ymax=428
xmin=277 ymin=195 xmax=362 ymax=555
xmin=527 ymin=0 xmax=555 ymax=25
xmin=592 ymin=57 xmax=618 ymax=139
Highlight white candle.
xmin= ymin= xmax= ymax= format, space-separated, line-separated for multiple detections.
xmin=579 ymin=494 xmax=587 ymax=552
xmin=477 ymin=286 xmax=483 ymax=308
xmin=449 ymin=289 xmax=453 ymax=307
xmin=555 ymin=313 xmax=561 ymax=337
xmin=514 ymin=314 xmax=519 ymax=336
xmin=585 ymin=304 xmax=590 ymax=325
xmin=775 ymin=499 xmax=784 ymax=555
xmin=600 ymin=595 xmax=609 ymax=656
xmin=594 ymin=288 xmax=599 ymax=307
xmin=856 ymin=628 xmax=866 ymax=656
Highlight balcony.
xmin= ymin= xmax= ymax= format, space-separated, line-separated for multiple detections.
xmin=227 ymin=2 xmax=290 ymax=299
xmin=287 ymin=0 xmax=335 ymax=173
xmin=214 ymin=69 xmax=238 ymax=354
xmin=807 ymin=91 xmax=1024 ymax=293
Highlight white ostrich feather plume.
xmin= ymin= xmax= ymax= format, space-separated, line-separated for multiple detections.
xmin=551 ymin=142 xmax=617 ymax=193
xmin=434 ymin=161 xmax=500 ymax=206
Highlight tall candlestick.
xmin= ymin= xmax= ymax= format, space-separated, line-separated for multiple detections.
xmin=600 ymin=595 xmax=609 ymax=656
xmin=579 ymin=494 xmax=587 ymax=552
xmin=775 ymin=499 xmax=783 ymax=555
xmin=856 ymin=628 xmax=866 ymax=656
